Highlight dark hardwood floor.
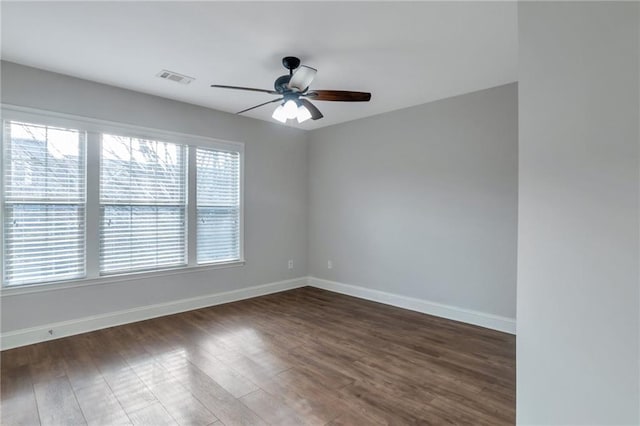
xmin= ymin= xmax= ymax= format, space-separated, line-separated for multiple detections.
xmin=1 ymin=287 xmax=515 ymax=425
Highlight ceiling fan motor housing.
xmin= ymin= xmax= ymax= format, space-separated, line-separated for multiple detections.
xmin=275 ymin=56 xmax=302 ymax=93
xmin=274 ymin=75 xmax=291 ymax=93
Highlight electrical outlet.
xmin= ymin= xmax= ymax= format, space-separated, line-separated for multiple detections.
xmin=288 ymin=260 xmax=294 ymax=270
xmin=328 ymin=260 xmax=333 ymax=269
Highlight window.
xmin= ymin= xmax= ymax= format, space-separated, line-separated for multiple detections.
xmin=1 ymin=109 xmax=244 ymax=289
xmin=100 ymin=134 xmax=187 ymax=274
xmin=2 ymin=121 xmax=86 ymax=286
xmin=197 ymin=148 xmax=241 ymax=264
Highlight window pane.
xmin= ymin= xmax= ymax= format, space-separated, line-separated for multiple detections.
xmin=100 ymin=134 xmax=187 ymax=274
xmin=196 ymin=148 xmax=240 ymax=264
xmin=197 ymin=207 xmax=240 ymax=263
xmin=101 ymin=134 xmax=186 ymax=204
xmin=100 ymin=206 xmax=186 ymax=273
xmin=4 ymin=121 xmax=85 ymax=202
xmin=2 ymin=120 xmax=86 ymax=286
xmin=3 ymin=204 xmax=85 ymax=286
xmin=197 ymin=149 xmax=240 ymax=206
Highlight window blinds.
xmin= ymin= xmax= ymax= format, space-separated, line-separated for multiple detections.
xmin=100 ymin=134 xmax=187 ymax=273
xmin=196 ymin=148 xmax=241 ymax=264
xmin=2 ymin=115 xmax=243 ymax=288
xmin=2 ymin=121 xmax=86 ymax=285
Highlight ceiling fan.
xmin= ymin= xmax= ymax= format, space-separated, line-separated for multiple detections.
xmin=211 ymin=56 xmax=371 ymax=124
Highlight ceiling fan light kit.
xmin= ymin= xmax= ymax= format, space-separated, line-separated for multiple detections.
xmin=211 ymin=56 xmax=371 ymax=124
xmin=272 ymin=99 xmax=313 ymax=124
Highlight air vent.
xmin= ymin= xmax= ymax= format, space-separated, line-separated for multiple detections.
xmin=156 ymin=70 xmax=194 ymax=85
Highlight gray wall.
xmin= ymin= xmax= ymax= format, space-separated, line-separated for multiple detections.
xmin=0 ymin=61 xmax=309 ymax=332
xmin=308 ymin=84 xmax=518 ymax=319
xmin=517 ymin=2 xmax=640 ymax=424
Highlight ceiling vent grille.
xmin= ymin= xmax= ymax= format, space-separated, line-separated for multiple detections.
xmin=156 ymin=70 xmax=194 ymax=85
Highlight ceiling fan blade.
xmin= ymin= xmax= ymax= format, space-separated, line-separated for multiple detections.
xmin=306 ymin=90 xmax=371 ymax=102
xmin=211 ymin=84 xmax=278 ymax=95
xmin=236 ymin=98 xmax=283 ymax=114
xmin=288 ymin=65 xmax=317 ymax=92
xmin=300 ymin=99 xmax=323 ymax=120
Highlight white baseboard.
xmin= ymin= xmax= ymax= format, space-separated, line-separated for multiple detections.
xmin=308 ymin=277 xmax=516 ymax=334
xmin=1 ymin=275 xmax=515 ymax=350
xmin=0 ymin=277 xmax=307 ymax=350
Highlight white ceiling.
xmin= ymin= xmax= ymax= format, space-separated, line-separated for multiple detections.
xmin=1 ymin=1 xmax=517 ymax=130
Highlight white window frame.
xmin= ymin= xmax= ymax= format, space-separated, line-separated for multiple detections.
xmin=0 ymin=104 xmax=245 ymax=296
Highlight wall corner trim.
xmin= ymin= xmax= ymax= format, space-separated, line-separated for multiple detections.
xmin=0 ymin=277 xmax=308 ymax=350
xmin=308 ymin=276 xmax=516 ymax=334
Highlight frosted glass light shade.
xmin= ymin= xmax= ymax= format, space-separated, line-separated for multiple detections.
xmin=296 ymin=105 xmax=312 ymax=123
xmin=283 ymin=100 xmax=298 ymax=119
xmin=272 ymin=104 xmax=287 ymax=123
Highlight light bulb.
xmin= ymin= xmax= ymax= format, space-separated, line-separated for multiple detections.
xmin=272 ymin=104 xmax=287 ymax=123
xmin=283 ymin=100 xmax=298 ymax=119
xmin=296 ymin=105 xmax=312 ymax=123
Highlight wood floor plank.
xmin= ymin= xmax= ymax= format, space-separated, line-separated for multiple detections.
xmin=123 ymin=358 xmax=218 ymax=426
xmin=97 ymin=357 xmax=159 ymax=415
xmin=180 ymin=346 xmax=259 ymax=398
xmin=146 ymin=378 xmax=218 ymax=426
xmin=339 ymin=381 xmax=439 ymax=424
xmin=26 ymin=342 xmax=66 ymax=385
xmin=33 ymin=375 xmax=86 ymax=426
xmin=214 ymin=349 xmax=291 ymax=386
xmin=259 ymin=368 xmax=348 ymax=424
xmin=325 ymin=411 xmax=387 ymax=426
xmin=151 ymin=350 xmax=265 ymax=426
xmin=239 ymin=389 xmax=310 ymax=426
xmin=73 ymin=378 xmax=131 ymax=426
xmin=59 ymin=338 xmax=106 ymax=393
xmin=127 ymin=401 xmax=177 ymax=426
xmin=1 ymin=287 xmax=515 ymax=425
xmin=0 ymin=365 xmax=41 ymax=426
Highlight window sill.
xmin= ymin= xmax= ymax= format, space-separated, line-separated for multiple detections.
xmin=0 ymin=260 xmax=246 ymax=297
